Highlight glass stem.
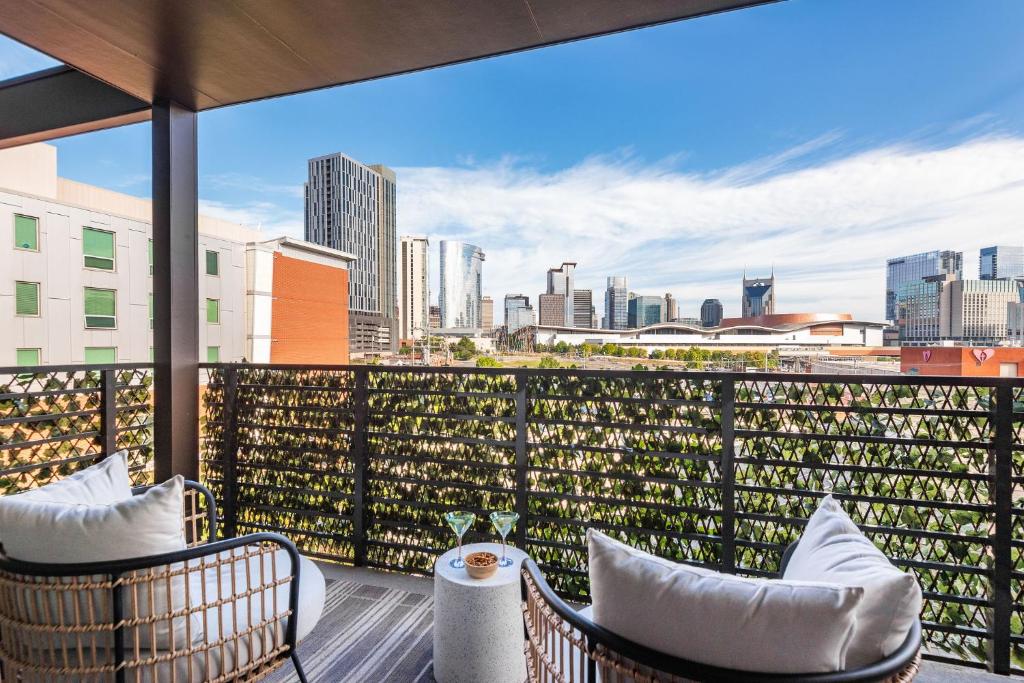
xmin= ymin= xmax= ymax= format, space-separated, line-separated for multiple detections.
xmin=457 ymin=534 xmax=463 ymax=562
xmin=502 ymin=535 xmax=507 ymax=562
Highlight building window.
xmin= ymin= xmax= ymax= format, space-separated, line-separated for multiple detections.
xmin=205 ymin=250 xmax=219 ymax=276
xmin=16 ymin=348 xmax=40 ymax=366
xmin=84 ymin=347 xmax=117 ymax=364
xmin=148 ymin=239 xmax=153 ymax=276
xmin=83 ymin=227 xmax=115 ymax=270
xmin=14 ymin=215 xmax=39 ymax=251
xmin=84 ymin=287 xmax=116 ymax=329
xmin=207 ymin=346 xmax=220 ymax=363
xmin=149 ymin=293 xmax=154 ymax=330
xmin=206 ymin=298 xmax=220 ymax=324
xmin=15 ymin=281 xmax=40 ymax=316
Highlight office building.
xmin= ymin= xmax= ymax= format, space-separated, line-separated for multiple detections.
xmin=439 ymin=240 xmax=485 ymax=329
xmin=701 ymin=298 xmax=723 ymax=327
xmin=895 ymin=274 xmax=954 ymax=345
xmin=628 ymin=295 xmax=665 ymax=328
xmin=545 ymin=262 xmax=576 ymax=328
xmin=980 ymin=246 xmax=1024 ymax=281
xmin=504 ymin=294 xmax=534 ymax=332
xmin=664 ymin=293 xmax=678 ymax=322
xmin=885 ymin=250 xmax=961 ymax=321
xmin=305 ymin=152 xmax=397 ymax=353
xmin=604 ymin=276 xmax=628 ymax=330
xmin=939 ymin=279 xmax=1019 ymax=344
xmin=429 ymin=305 xmax=441 ymax=331
xmin=538 ymin=292 xmax=566 ymax=326
xmin=398 ymin=235 xmax=429 ymax=340
xmin=2 ymin=143 xmax=351 ymax=366
xmin=481 ymin=296 xmax=494 ymax=332
xmin=742 ymin=272 xmax=775 ymax=318
xmin=573 ymin=289 xmax=594 ymax=328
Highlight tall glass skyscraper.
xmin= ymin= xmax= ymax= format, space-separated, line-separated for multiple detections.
xmin=604 ymin=276 xmax=628 ymax=330
xmin=980 ymin=245 xmax=1024 ymax=281
xmin=439 ymin=240 xmax=485 ymax=328
xmin=885 ymin=250 xmax=962 ymax=322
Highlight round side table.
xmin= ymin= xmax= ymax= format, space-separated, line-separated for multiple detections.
xmin=433 ymin=542 xmax=528 ymax=683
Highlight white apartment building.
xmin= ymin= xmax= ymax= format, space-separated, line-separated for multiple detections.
xmin=939 ymin=279 xmax=1022 ymax=345
xmin=398 ymin=235 xmax=429 ymax=340
xmin=1 ymin=143 xmax=259 ymax=366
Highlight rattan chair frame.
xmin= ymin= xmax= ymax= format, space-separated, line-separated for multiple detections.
xmin=0 ymin=481 xmax=309 ymax=683
xmin=521 ymin=543 xmax=922 ymax=683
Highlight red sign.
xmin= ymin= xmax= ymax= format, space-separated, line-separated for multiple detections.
xmin=972 ymin=348 xmax=995 ymax=364
xmin=922 ymin=350 xmax=932 ymax=362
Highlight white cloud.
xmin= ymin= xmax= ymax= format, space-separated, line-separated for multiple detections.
xmin=197 ymin=199 xmax=303 ymax=240
xmin=394 ymin=135 xmax=1024 ymax=321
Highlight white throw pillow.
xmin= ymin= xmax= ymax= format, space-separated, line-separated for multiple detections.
xmin=0 ymin=474 xmax=188 ymax=650
xmin=588 ymin=529 xmax=863 ymax=674
xmin=13 ymin=450 xmax=133 ymax=506
xmin=783 ymin=495 xmax=922 ymax=667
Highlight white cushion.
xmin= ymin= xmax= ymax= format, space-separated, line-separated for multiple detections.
xmin=0 ymin=472 xmax=187 ymax=650
xmin=588 ymin=529 xmax=863 ymax=674
xmin=10 ymin=450 xmax=133 ymax=506
xmin=784 ymin=495 xmax=922 ymax=667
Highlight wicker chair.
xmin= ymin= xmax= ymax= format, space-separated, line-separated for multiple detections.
xmin=521 ymin=544 xmax=922 ymax=683
xmin=0 ymin=481 xmax=311 ymax=683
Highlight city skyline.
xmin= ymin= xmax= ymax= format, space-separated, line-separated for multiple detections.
xmin=3 ymin=1 xmax=1023 ymax=321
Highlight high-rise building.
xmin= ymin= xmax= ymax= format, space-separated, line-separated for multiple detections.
xmin=439 ymin=240 xmax=485 ymax=328
xmin=742 ymin=273 xmax=775 ymax=318
xmin=664 ymin=293 xmax=679 ymax=322
xmin=429 ymin=305 xmax=441 ymax=330
xmin=573 ymin=289 xmax=594 ymax=327
xmin=545 ymin=262 xmax=576 ymax=328
xmin=980 ymin=246 xmax=1024 ymax=281
xmin=939 ymin=279 xmax=1020 ymax=343
xmin=896 ymin=273 xmax=955 ymax=344
xmin=628 ymin=295 xmax=664 ymax=328
xmin=700 ymin=299 xmax=723 ymax=327
xmin=305 ymin=152 xmax=397 ymax=353
xmin=604 ymin=277 xmax=628 ymax=330
xmin=504 ymin=294 xmax=533 ymax=332
xmin=885 ymin=250 xmax=962 ymax=321
xmin=538 ymin=293 xmax=566 ymax=326
xmin=398 ymin=236 xmax=429 ymax=340
xmin=481 ymin=296 xmax=494 ymax=332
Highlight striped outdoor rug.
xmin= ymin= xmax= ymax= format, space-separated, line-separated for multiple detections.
xmin=267 ymin=580 xmax=435 ymax=683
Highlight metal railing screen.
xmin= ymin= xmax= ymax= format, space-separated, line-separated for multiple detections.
xmin=0 ymin=364 xmax=153 ymax=492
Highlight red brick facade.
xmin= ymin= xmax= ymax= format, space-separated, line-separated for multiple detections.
xmin=269 ymin=252 xmax=349 ymax=363
xmin=901 ymin=347 xmax=1024 ymax=377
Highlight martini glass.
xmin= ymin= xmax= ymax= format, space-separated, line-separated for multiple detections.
xmin=489 ymin=511 xmax=519 ymax=567
xmin=444 ymin=510 xmax=476 ymax=568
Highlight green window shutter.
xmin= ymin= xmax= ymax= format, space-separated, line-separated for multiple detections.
xmin=205 ymin=250 xmax=219 ymax=276
xmin=84 ymin=287 xmax=116 ymax=328
xmin=16 ymin=348 xmax=40 ymax=366
xmin=14 ymin=215 xmax=38 ymax=250
xmin=207 ymin=298 xmax=220 ymax=323
xmin=207 ymin=346 xmax=220 ymax=363
xmin=15 ymin=282 xmax=39 ymax=316
xmin=84 ymin=347 xmax=117 ymax=364
xmin=83 ymin=227 xmax=115 ymax=270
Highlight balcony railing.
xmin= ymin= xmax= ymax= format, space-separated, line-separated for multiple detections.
xmin=3 ymin=362 xmax=1023 ymax=674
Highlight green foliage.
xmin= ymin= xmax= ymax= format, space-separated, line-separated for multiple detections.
xmin=452 ymin=337 xmax=478 ymax=361
xmin=475 ymin=355 xmax=501 ymax=368
xmin=537 ymin=356 xmax=561 ymax=369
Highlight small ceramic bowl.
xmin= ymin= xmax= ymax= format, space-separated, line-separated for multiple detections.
xmin=464 ymin=551 xmax=499 ymax=579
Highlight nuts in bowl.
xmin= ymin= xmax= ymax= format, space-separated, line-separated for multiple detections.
xmin=464 ymin=551 xmax=499 ymax=579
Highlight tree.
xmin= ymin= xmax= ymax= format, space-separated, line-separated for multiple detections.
xmin=537 ymin=356 xmax=561 ymax=369
xmin=398 ymin=345 xmax=412 ymax=356
xmin=649 ymin=349 xmax=664 ymax=360
xmin=475 ymin=355 xmax=500 ymax=368
xmin=554 ymin=341 xmax=570 ymax=354
xmin=452 ymin=336 xmax=477 ymax=361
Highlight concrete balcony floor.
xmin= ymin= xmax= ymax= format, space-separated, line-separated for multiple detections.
xmin=309 ymin=562 xmax=1008 ymax=683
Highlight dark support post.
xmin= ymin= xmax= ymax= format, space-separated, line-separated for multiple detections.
xmin=220 ymin=366 xmax=240 ymax=539
xmin=152 ymin=100 xmax=199 ymax=482
xmin=990 ymin=382 xmax=1013 ymax=674
xmin=719 ymin=377 xmax=736 ymax=574
xmin=351 ymin=368 xmax=370 ymax=566
xmin=100 ymin=368 xmax=117 ymax=457
xmin=514 ymin=371 xmax=529 ymax=549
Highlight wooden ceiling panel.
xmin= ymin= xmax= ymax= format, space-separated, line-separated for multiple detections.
xmin=0 ymin=0 xmax=777 ymax=111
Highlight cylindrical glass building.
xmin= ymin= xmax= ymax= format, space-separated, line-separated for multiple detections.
xmin=439 ymin=240 xmax=486 ymax=329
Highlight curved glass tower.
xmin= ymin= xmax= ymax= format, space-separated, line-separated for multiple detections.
xmin=439 ymin=241 xmax=485 ymax=329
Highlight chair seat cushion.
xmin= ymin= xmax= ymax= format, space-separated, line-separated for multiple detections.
xmin=587 ymin=529 xmax=863 ymax=674
xmin=783 ymin=495 xmax=922 ymax=668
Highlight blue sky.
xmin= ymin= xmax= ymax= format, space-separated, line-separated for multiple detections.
xmin=3 ymin=0 xmax=1024 ymax=320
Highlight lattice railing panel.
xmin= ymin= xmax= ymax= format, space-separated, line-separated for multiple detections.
xmin=735 ymin=378 xmax=994 ymax=665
